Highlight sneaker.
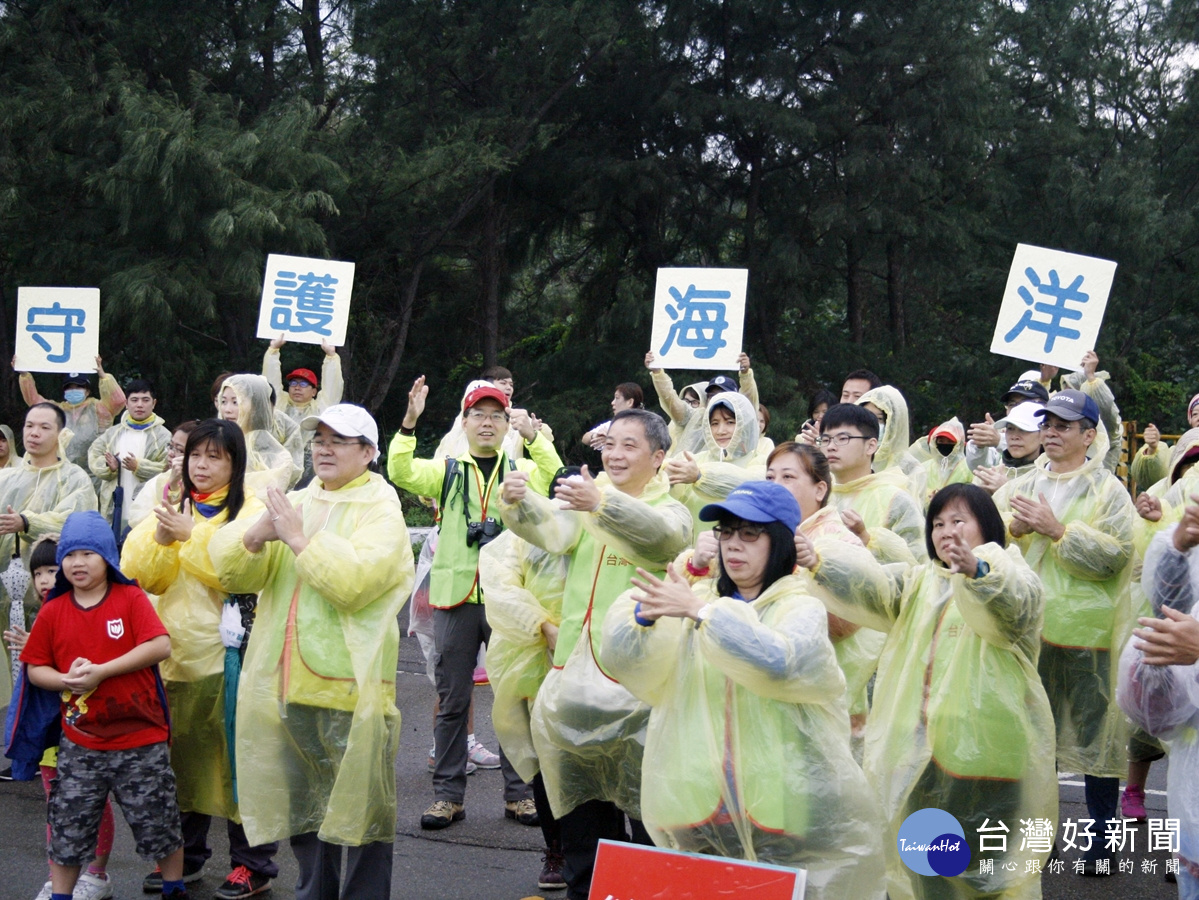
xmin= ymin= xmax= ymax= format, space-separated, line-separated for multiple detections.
xmin=538 ymin=849 xmax=566 ymax=890
xmin=162 ymin=891 xmax=190 ymax=900
xmin=35 ymin=881 xmax=53 ymax=900
xmin=467 ymin=737 xmax=501 ymax=769
xmin=0 ymin=766 xmax=13 ymax=780
xmin=73 ymin=872 xmax=114 ymax=900
xmin=505 ymin=798 xmax=540 ymax=826
xmin=426 ymin=748 xmax=477 ymax=774
xmin=143 ymin=862 xmax=205 ymax=893
xmin=472 ymin=665 xmax=489 ymax=685
xmin=213 ymin=866 xmax=271 ymax=899
xmin=1120 ymin=784 xmax=1147 ymax=821
xmin=421 ymin=799 xmax=466 ymax=829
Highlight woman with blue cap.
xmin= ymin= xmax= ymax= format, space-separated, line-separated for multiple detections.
xmin=601 ymin=480 xmax=884 ymax=900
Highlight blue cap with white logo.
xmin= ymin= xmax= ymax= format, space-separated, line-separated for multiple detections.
xmin=1034 ymin=389 xmax=1101 ymax=425
xmin=698 ymin=480 xmax=801 ymax=533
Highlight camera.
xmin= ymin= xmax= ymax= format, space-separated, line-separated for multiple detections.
xmin=466 ymin=517 xmax=502 ymax=548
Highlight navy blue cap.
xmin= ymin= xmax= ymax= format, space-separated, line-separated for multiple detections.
xmin=1034 ymin=389 xmax=1101 ymax=424
xmin=699 ymin=480 xmax=801 ymax=533
xmin=1002 ymin=379 xmax=1049 ymax=404
xmin=62 ymin=372 xmax=92 ymax=387
xmin=706 ymin=375 xmax=737 ymax=394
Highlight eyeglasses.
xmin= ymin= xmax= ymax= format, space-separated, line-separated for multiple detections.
xmin=311 ymin=437 xmax=367 ymax=450
xmin=713 ymin=523 xmax=767 ymax=543
xmin=817 ymin=433 xmax=871 ymax=448
xmin=1038 ymin=422 xmax=1079 ymax=434
xmin=466 ymin=411 xmax=508 ymax=424
xmin=287 ymin=380 xmax=314 ymax=389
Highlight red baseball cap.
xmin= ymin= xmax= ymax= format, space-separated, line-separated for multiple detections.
xmin=462 ymin=385 xmax=509 ymax=411
xmin=286 ymin=368 xmax=318 ymax=388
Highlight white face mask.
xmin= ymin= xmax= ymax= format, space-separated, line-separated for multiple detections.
xmin=64 ymin=389 xmax=86 ymax=405
xmin=875 ymin=421 xmax=887 ymax=446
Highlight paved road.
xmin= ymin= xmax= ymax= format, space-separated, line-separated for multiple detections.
xmin=0 ymin=632 xmax=1181 ymax=899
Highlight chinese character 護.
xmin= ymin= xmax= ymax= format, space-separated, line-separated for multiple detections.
xmin=1019 ymin=817 xmax=1054 ymax=853
xmin=1060 ymin=817 xmax=1095 ymax=853
xmin=1002 ymin=267 xmax=1088 ymax=352
xmin=1148 ymin=818 xmax=1181 ymax=853
xmin=26 ymin=302 xmax=86 ymax=363
xmin=270 ymin=270 xmax=338 ymax=336
xmin=659 ymin=284 xmax=731 ymax=359
xmin=1104 ymin=817 xmax=1136 ymax=854
xmin=977 ymin=818 xmax=1009 ymax=853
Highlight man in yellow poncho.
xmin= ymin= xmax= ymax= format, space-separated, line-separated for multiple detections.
xmin=87 ymin=378 xmax=171 ymax=530
xmin=209 ymin=404 xmax=414 ymax=900
xmin=263 ymin=336 xmax=344 ymax=486
xmin=498 ymin=408 xmax=692 ymax=900
xmin=918 ymin=417 xmax=971 ymax=512
xmin=993 ymin=389 xmax=1136 ymax=875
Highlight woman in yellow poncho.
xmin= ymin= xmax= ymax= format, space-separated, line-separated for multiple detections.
xmin=121 ymin=419 xmax=278 ymax=893
xmin=602 ymin=480 xmax=885 ymax=900
xmin=218 ymin=374 xmax=301 ymax=493
xmin=818 ymin=482 xmax=1056 ymax=899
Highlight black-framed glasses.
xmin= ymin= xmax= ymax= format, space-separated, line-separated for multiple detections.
xmin=713 ymin=523 xmax=767 ymax=543
xmin=817 ymin=433 xmax=870 ymax=448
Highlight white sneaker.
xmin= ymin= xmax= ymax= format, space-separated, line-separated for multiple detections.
xmin=467 ymin=737 xmax=501 ymax=769
xmin=72 ymin=871 xmax=114 ymax=900
xmin=34 ymin=881 xmax=52 ymax=900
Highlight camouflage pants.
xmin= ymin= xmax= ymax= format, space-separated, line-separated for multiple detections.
xmin=49 ymin=739 xmax=182 ymax=865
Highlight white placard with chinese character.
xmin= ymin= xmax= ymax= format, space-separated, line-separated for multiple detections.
xmin=990 ymin=244 xmax=1117 ymax=371
xmin=649 ymin=267 xmax=748 ymax=371
xmin=14 ymin=287 xmax=100 ymax=373
xmin=256 ymin=254 xmax=355 ymax=346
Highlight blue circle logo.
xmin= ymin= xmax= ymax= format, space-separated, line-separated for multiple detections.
xmin=897 ymin=808 xmax=971 ymax=877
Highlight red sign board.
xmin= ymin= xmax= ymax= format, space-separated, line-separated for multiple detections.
xmin=588 ymin=840 xmax=805 ymax=899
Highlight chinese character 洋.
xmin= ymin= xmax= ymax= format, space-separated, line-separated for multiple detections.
xmin=659 ymin=284 xmax=731 ymax=360
xmin=1003 ymin=267 xmax=1089 ymax=353
xmin=271 ymin=271 xmax=337 ymax=336
xmin=26 ymin=302 xmax=86 ymax=363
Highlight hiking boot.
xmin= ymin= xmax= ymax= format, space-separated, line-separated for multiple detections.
xmin=213 ymin=866 xmax=271 ymax=899
xmin=538 ymin=849 xmax=566 ymax=890
xmin=505 ymin=798 xmax=540 ymax=826
xmin=1120 ymin=784 xmax=1147 ymax=821
xmin=421 ymin=799 xmax=466 ymax=829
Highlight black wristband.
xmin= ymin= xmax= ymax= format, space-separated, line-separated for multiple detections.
xmin=19 ymin=515 xmax=28 ymax=533
xmin=399 ymin=424 xmax=415 ymax=436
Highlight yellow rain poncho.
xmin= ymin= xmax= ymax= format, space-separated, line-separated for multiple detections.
xmin=480 ymin=530 xmax=569 ymax=782
xmin=221 ymin=374 xmax=301 ymax=492
xmin=127 ymin=471 xmax=182 ymax=529
xmin=1130 ymin=442 xmax=1170 ymax=492
xmin=120 ymin=487 xmax=265 ymax=820
xmin=601 ymin=572 xmax=885 ymax=900
xmin=209 ymin=472 xmax=414 ymax=846
xmin=819 ymin=542 xmax=1056 ymax=900
xmin=919 ymin=418 xmax=971 ymax=512
xmin=650 ymin=372 xmax=711 ymax=458
xmin=19 ymin=371 xmax=125 ymax=470
xmin=857 ymin=386 xmax=926 ymax=500
xmin=993 ymin=444 xmax=1137 ymax=776
xmin=263 ymin=347 xmax=344 ymax=423
xmin=499 ymin=471 xmax=692 ymax=818
xmin=0 ymin=424 xmax=20 ymax=470
xmin=829 ymin=468 xmax=927 ymax=564
xmin=1160 ymin=429 xmax=1199 ymax=522
xmin=0 ymin=447 xmax=97 ymax=706
xmin=86 ymin=411 xmax=172 ymax=521
xmin=670 ymin=392 xmax=766 ymax=528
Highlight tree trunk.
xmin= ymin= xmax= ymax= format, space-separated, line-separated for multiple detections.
xmin=887 ymin=238 xmax=906 ymax=351
xmin=301 ymin=0 xmax=326 ymax=106
xmin=481 ymin=186 xmax=501 ymax=368
xmin=363 ymin=259 xmax=424 ymax=414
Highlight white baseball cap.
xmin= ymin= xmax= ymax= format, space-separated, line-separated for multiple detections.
xmin=301 ymin=403 xmax=380 ymax=462
xmin=994 ymin=401 xmax=1042 ymax=434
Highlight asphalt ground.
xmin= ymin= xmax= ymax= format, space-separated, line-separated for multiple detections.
xmin=0 ymin=631 xmax=1181 ymax=899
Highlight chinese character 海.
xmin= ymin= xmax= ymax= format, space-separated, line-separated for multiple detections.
xmin=1019 ymin=817 xmax=1054 ymax=853
xmin=270 ymin=271 xmax=338 ymax=336
xmin=1104 ymin=817 xmax=1136 ymax=853
xmin=977 ymin=818 xmax=1009 ymax=853
xmin=659 ymin=284 xmax=731 ymax=359
xmin=1060 ymin=817 xmax=1095 ymax=853
xmin=1002 ymin=267 xmax=1089 ymax=352
xmin=1148 ymin=818 xmax=1181 ymax=853
xmin=26 ymin=302 xmax=86 ymax=363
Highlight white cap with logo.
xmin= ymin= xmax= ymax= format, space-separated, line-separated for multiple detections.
xmin=301 ymin=403 xmax=380 ymax=462
xmin=994 ymin=401 xmax=1042 ymax=434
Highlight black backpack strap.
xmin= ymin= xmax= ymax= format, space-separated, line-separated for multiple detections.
xmin=439 ymin=458 xmax=462 ymax=515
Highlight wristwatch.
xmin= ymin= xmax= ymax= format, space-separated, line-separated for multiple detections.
xmin=694 ymin=603 xmax=713 ymax=625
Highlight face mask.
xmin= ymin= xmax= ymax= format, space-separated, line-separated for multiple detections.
xmin=875 ymin=422 xmax=887 ymax=446
xmin=64 ymin=389 xmax=85 ymax=404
